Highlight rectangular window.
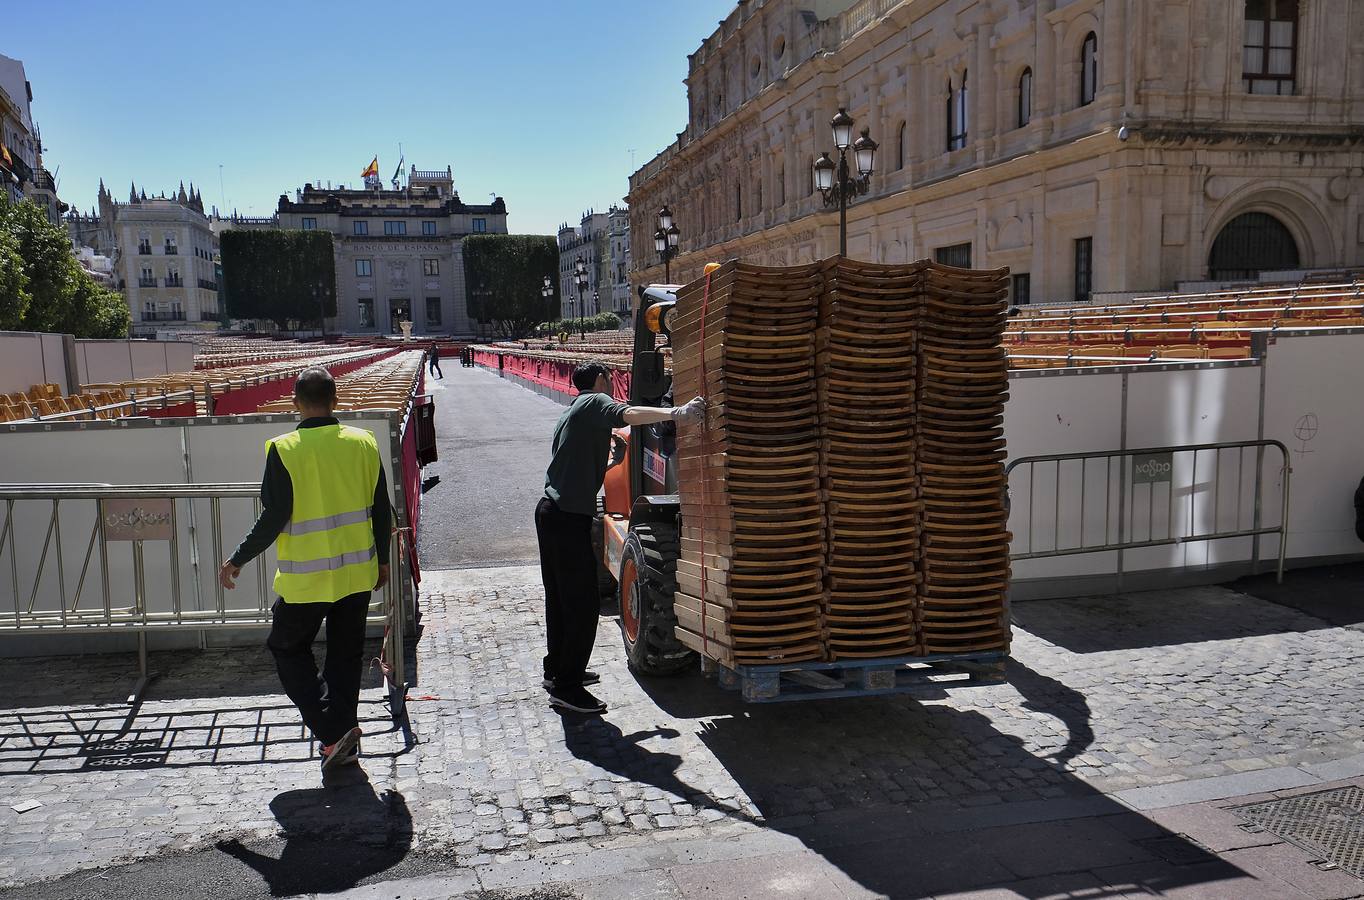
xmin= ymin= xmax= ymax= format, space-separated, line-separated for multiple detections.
xmin=384 ymin=221 xmax=406 ymax=235
xmin=426 ymin=297 xmax=442 ymax=325
xmin=355 ymin=259 xmax=372 ymax=277
xmin=1011 ymin=273 xmax=1031 ymax=306
xmin=164 ymin=232 xmax=178 ymax=254
xmin=301 ymin=217 xmax=317 ymax=230
xmin=358 ymin=298 xmax=374 ymax=328
xmin=422 ymin=259 xmax=439 ymax=277
xmin=1074 ymin=237 xmax=1093 ymax=302
xmin=472 ymin=218 xmax=486 ymax=233
xmin=1244 ymin=0 xmax=1298 ymax=95
xmin=934 ymin=243 xmax=972 ymax=268
xmin=353 ymin=220 xmax=368 ymax=235
xmin=422 ymin=221 xmax=437 ymax=235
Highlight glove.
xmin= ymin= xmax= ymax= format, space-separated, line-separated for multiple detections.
xmin=671 ymin=396 xmax=706 ymax=426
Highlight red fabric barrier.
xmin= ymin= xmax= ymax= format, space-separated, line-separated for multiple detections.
xmin=471 ymin=348 xmax=636 ymax=399
xmin=400 ymin=417 xmax=422 ymax=586
xmin=141 ymin=400 xmax=197 ymax=418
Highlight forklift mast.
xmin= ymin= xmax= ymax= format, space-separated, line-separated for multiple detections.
xmin=628 ymin=285 xmax=678 ymax=506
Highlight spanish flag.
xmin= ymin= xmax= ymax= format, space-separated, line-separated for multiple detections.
xmin=361 ymin=156 xmax=378 ymax=178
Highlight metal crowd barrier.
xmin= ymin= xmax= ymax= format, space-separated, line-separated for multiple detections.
xmin=1005 ymin=440 xmax=1291 ymax=587
xmin=0 ymin=482 xmax=407 ymax=709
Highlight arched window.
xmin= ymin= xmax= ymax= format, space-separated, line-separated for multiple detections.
xmin=1208 ymin=211 xmax=1300 ymax=280
xmin=1018 ymin=68 xmax=1033 ymax=127
xmin=896 ymin=122 xmax=907 ymax=170
xmin=1080 ymin=33 xmax=1098 ymax=106
xmin=1244 ymin=0 xmax=1298 ymax=95
xmin=947 ymin=71 xmax=968 ymax=151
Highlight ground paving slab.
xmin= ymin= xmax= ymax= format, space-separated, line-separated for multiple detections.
xmin=4 ymin=560 xmax=1364 ymax=897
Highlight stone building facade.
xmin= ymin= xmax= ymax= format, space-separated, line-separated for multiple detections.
xmin=628 ymin=0 xmax=1364 ymax=307
xmin=115 ymin=188 xmax=221 ymax=335
xmin=557 ymin=210 xmax=609 ymax=321
xmin=607 ymin=205 xmax=632 ymax=321
xmin=276 ymin=167 xmax=507 ymax=337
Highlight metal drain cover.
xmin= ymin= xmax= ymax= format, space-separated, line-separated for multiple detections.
xmin=1233 ymin=785 xmax=1364 ymax=879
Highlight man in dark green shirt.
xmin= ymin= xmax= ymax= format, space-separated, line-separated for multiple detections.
xmin=537 ymin=361 xmax=703 ymax=714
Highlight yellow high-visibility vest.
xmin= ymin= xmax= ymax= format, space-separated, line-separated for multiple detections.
xmin=269 ymin=424 xmax=381 ymax=603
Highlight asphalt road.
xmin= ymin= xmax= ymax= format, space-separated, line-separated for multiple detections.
xmin=416 ymin=361 xmax=565 ymax=570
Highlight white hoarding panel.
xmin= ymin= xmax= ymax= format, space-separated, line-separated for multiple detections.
xmin=1122 ymin=365 xmax=1263 ymax=572
xmin=0 ymin=332 xmax=68 ymax=395
xmin=1005 ymin=371 xmax=1124 ymax=581
xmin=1262 ymin=332 xmax=1364 ymax=561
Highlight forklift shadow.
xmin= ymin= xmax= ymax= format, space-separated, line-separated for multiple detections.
xmin=611 ymin=664 xmax=1249 ymax=899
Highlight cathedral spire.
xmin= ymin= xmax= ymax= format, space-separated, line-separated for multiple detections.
xmin=129 ymin=180 xmax=137 ymax=203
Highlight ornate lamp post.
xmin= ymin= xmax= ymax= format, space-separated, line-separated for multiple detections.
xmin=573 ymin=257 xmax=588 ymax=337
xmin=541 ymin=275 xmax=554 ymax=334
xmin=653 ymin=204 xmax=681 ymax=283
xmin=814 ymin=107 xmax=878 ymax=257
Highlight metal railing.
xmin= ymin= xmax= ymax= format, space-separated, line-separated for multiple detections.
xmin=1005 ymin=440 xmax=1291 ymax=586
xmin=0 ymin=483 xmax=407 ymax=708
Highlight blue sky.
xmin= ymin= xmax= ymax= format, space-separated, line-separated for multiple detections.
xmin=10 ymin=0 xmax=733 ymax=235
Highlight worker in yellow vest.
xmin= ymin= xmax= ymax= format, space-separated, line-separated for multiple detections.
xmin=219 ymin=367 xmax=391 ymax=773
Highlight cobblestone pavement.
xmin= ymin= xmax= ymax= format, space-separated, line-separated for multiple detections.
xmin=5 ymin=563 xmax=1364 ymax=893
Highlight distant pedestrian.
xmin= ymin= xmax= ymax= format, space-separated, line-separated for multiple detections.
xmin=536 ymin=361 xmax=703 ymax=715
xmin=219 ymin=367 xmax=390 ymax=773
xmin=428 ymin=343 xmax=443 ymax=379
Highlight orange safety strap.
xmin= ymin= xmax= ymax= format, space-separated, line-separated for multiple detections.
xmin=697 ymin=269 xmax=714 ymax=659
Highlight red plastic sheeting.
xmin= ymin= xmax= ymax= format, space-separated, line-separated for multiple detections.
xmin=210 ymin=351 xmax=398 ymax=415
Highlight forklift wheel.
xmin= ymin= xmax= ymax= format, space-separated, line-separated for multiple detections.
xmin=619 ymin=523 xmax=695 ymax=676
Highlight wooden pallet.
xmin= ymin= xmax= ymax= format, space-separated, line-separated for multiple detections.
xmin=700 ymin=651 xmax=1007 ymax=703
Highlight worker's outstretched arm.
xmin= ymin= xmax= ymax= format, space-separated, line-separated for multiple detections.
xmin=623 ymin=396 xmax=705 ymax=426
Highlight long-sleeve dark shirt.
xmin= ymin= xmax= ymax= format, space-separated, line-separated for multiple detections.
xmin=230 ymin=417 xmax=391 ymax=567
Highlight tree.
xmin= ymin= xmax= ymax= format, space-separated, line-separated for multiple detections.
xmin=0 ymin=223 xmax=28 ymax=330
xmin=462 ymin=234 xmax=558 ymax=339
xmin=220 ymin=230 xmax=336 ymax=330
xmin=0 ymin=197 xmax=129 ymax=337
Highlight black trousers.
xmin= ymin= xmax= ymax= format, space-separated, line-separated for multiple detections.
xmin=266 ymin=592 xmax=370 ymax=745
xmin=429 ymin=357 xmax=443 ymax=378
xmin=535 ymin=497 xmax=598 ymax=688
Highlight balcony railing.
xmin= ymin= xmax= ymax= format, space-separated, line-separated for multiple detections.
xmin=198 ymin=279 xmax=219 ymax=291
xmin=163 ymin=246 xmax=178 ymax=255
xmin=165 ymin=277 xmax=183 ymax=287
xmin=141 ymin=311 xmax=186 ymax=322
xmin=138 ymin=246 xmax=151 ymax=255
xmin=137 ymin=278 xmax=157 ymax=288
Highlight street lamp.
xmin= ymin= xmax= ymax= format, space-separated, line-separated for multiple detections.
xmin=573 ymin=257 xmax=588 ymax=338
xmin=814 ymin=107 xmax=878 ymax=257
xmin=654 ymin=205 xmax=681 ymax=283
xmin=541 ymin=275 xmax=554 ymax=335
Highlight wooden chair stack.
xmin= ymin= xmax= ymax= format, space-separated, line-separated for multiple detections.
xmin=918 ymin=263 xmax=1012 ymax=655
xmin=817 ymin=259 xmax=926 ymax=659
xmin=670 ymin=261 xmax=828 ymax=666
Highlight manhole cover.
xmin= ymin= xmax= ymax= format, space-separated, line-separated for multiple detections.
xmin=1233 ymin=785 xmax=1364 ymax=878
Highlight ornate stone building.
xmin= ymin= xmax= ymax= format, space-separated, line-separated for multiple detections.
xmin=607 ymin=205 xmax=632 ymax=321
xmin=114 ymin=185 xmax=220 ymax=335
xmin=557 ymin=210 xmax=609 ymax=321
xmin=277 ymin=167 xmax=507 ymax=337
xmin=628 ymin=0 xmax=1364 ymax=306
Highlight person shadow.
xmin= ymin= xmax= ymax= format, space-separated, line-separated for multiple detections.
xmin=216 ymin=773 xmax=412 ymax=897
xmin=556 ymin=711 xmax=753 ymax=822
